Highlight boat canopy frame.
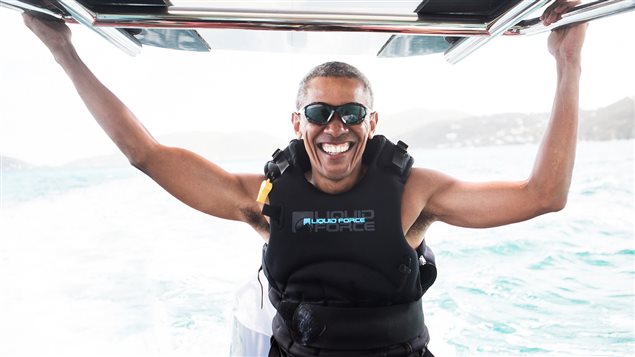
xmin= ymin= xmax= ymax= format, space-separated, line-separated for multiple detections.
xmin=2 ymin=0 xmax=634 ymax=63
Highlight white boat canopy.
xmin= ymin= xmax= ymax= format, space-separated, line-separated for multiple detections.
xmin=2 ymin=0 xmax=634 ymax=63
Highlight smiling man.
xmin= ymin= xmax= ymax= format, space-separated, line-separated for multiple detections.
xmin=22 ymin=0 xmax=587 ymax=355
xmin=260 ymin=63 xmax=433 ymax=356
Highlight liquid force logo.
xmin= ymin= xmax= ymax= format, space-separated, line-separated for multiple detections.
xmin=292 ymin=210 xmax=375 ymax=233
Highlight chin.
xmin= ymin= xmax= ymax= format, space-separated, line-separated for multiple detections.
xmin=321 ymin=167 xmax=354 ymax=181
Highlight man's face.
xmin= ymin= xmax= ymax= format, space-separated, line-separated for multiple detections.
xmin=293 ymin=77 xmax=377 ymax=186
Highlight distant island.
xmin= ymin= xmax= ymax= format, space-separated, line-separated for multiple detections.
xmin=0 ymin=156 xmax=34 ymax=170
xmin=382 ymin=97 xmax=634 ymax=149
xmin=2 ymin=97 xmax=632 ymax=169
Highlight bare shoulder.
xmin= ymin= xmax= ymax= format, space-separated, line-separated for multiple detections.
xmin=404 ymin=167 xmax=456 ymax=204
xmin=235 ymin=172 xmax=267 ymax=199
xmin=401 ymin=168 xmax=455 ymax=235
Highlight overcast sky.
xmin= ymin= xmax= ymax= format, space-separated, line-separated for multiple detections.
xmin=0 ymin=8 xmax=633 ymax=166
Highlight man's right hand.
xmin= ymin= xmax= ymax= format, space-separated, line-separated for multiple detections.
xmin=20 ymin=11 xmax=268 ymax=239
xmin=23 ymin=12 xmax=73 ymax=60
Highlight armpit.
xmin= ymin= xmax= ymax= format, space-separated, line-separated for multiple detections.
xmin=241 ymin=207 xmax=270 ymax=235
xmin=405 ymin=212 xmax=436 ymax=248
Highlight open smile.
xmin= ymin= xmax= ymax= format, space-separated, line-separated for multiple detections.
xmin=318 ymin=142 xmax=353 ymax=155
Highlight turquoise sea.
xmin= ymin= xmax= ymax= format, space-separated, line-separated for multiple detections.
xmin=0 ymin=140 xmax=633 ymax=356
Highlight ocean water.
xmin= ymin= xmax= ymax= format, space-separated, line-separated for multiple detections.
xmin=0 ymin=140 xmax=633 ymax=356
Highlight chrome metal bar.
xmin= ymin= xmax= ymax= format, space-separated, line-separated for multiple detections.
xmin=92 ymin=7 xmax=489 ymax=36
xmin=170 ymin=7 xmax=419 ymax=22
xmin=0 ymin=1 xmax=25 ymax=13
xmin=507 ymin=0 xmax=635 ymax=35
xmin=0 ymin=0 xmax=64 ymax=19
xmin=445 ymin=0 xmax=552 ymax=64
xmin=57 ymin=0 xmax=141 ymax=56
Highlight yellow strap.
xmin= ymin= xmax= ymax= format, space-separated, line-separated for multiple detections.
xmin=256 ymin=179 xmax=273 ymax=204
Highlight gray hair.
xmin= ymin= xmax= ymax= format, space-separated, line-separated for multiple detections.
xmin=295 ymin=61 xmax=374 ymax=110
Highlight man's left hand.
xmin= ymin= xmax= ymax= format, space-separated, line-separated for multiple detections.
xmin=541 ymin=0 xmax=588 ymax=64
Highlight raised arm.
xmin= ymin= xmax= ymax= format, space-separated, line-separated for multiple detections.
xmin=407 ymin=1 xmax=587 ymax=229
xmin=23 ymin=13 xmax=266 ymax=233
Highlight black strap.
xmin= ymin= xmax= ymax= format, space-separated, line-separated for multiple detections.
xmin=417 ymin=242 xmax=437 ymax=294
xmin=269 ymin=336 xmax=287 ymax=357
xmin=270 ymin=337 xmax=432 ymax=357
xmin=261 ymin=244 xmax=282 ymax=294
xmin=262 ymin=203 xmax=281 ymax=221
xmin=257 ymin=266 xmax=265 ymax=309
xmin=265 ymin=148 xmax=290 ymax=181
xmin=264 ymin=140 xmax=309 ymax=182
xmin=274 ymin=298 xmax=426 ymax=350
xmin=391 ymin=140 xmax=410 ymax=175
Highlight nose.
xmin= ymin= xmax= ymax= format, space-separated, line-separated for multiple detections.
xmin=323 ymin=113 xmax=349 ymax=136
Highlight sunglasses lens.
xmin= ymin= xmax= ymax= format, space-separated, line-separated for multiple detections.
xmin=338 ymin=103 xmax=367 ymax=125
xmin=303 ymin=103 xmax=368 ymax=125
xmin=304 ymin=104 xmax=333 ymax=124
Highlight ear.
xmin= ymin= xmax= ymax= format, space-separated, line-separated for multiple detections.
xmin=292 ymin=112 xmax=303 ymax=139
xmin=368 ymin=111 xmax=379 ymax=139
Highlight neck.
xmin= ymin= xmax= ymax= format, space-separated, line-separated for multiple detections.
xmin=306 ymin=165 xmax=366 ymax=194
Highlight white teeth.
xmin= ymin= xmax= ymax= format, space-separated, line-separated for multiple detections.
xmin=321 ymin=142 xmax=350 ymax=154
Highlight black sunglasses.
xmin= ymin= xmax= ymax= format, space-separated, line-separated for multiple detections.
xmin=302 ymin=102 xmax=370 ymax=126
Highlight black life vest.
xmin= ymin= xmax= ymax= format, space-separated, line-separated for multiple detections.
xmin=261 ymin=135 xmax=436 ymax=356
